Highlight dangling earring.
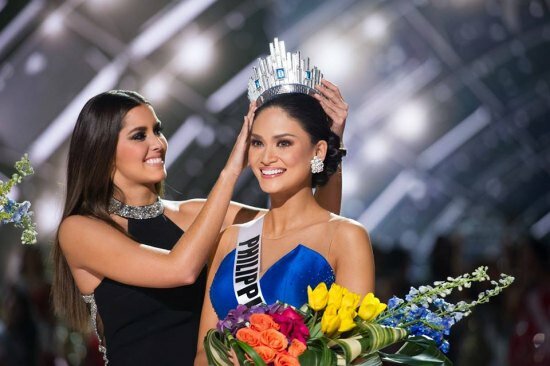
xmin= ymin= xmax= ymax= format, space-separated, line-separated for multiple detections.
xmin=310 ymin=156 xmax=324 ymax=174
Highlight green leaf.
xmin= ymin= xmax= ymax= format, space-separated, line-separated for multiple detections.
xmin=379 ymin=336 xmax=453 ymax=366
xmin=204 ymin=329 xmax=232 ymax=366
xmin=350 ymin=353 xmax=383 ymax=366
xmin=234 ymin=340 xmax=266 ymax=366
xmin=309 ymin=320 xmax=323 ymax=339
xmin=300 ymin=338 xmax=338 ymax=366
xmin=353 ymin=323 xmax=408 ymax=354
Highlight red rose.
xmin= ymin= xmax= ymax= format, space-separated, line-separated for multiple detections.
xmin=292 ymin=322 xmax=310 ymax=344
xmin=272 ymin=308 xmax=310 ymax=343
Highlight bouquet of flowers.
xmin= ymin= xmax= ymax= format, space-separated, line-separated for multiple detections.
xmin=0 ymin=154 xmax=37 ymax=244
xmin=205 ymin=266 xmax=514 ymax=365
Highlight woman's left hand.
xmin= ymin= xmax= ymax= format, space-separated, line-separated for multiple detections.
xmin=314 ymin=79 xmax=349 ymax=139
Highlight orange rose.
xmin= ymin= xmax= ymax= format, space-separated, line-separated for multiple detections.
xmin=260 ymin=328 xmax=288 ymax=352
xmin=253 ymin=345 xmax=276 ymax=364
xmin=274 ymin=352 xmax=300 ymax=366
xmin=287 ymin=339 xmax=307 ymax=357
xmin=236 ymin=327 xmax=261 ymax=347
xmin=250 ymin=313 xmax=280 ymax=332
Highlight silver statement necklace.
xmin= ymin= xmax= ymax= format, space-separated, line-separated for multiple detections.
xmin=108 ymin=197 xmax=164 ymax=219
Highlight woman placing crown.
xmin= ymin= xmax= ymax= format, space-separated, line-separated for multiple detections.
xmin=194 ymin=39 xmax=374 ymax=365
xmin=52 ymin=43 xmax=349 ymax=365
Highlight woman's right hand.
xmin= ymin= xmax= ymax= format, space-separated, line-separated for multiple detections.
xmin=223 ymin=101 xmax=256 ymax=177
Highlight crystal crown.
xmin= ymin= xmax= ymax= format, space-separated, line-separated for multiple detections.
xmin=248 ymin=38 xmax=323 ymax=106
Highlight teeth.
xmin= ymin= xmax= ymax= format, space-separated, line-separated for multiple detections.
xmin=262 ymin=169 xmax=284 ymax=175
xmin=145 ymin=158 xmax=163 ymax=164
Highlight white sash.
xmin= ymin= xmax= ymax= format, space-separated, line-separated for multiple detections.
xmin=233 ymin=215 xmax=266 ymax=306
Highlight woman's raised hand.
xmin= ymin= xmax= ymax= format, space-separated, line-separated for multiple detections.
xmin=314 ymin=79 xmax=349 ymax=139
xmin=223 ymin=101 xmax=257 ymax=177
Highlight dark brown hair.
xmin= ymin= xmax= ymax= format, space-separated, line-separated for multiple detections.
xmin=51 ymin=90 xmax=161 ymax=331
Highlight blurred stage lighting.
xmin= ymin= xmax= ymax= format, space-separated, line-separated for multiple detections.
xmin=86 ymin=0 xmax=121 ymax=11
xmin=24 ymin=52 xmax=47 ymax=75
xmin=342 ymin=168 xmax=360 ymax=198
xmin=362 ymin=136 xmax=389 ymax=162
xmin=196 ymin=125 xmax=215 ymax=147
xmin=362 ymin=14 xmax=388 ymax=41
xmin=42 ymin=13 xmax=64 ymax=36
xmin=143 ymin=74 xmax=170 ymax=103
xmin=307 ymin=37 xmax=354 ymax=82
xmin=165 ymin=115 xmax=204 ymax=169
xmin=389 ymin=101 xmax=427 ymax=140
xmin=225 ymin=11 xmax=245 ymax=30
xmin=6 ymin=185 xmax=20 ymax=201
xmin=35 ymin=194 xmax=62 ymax=236
xmin=176 ymin=35 xmax=215 ymax=75
xmin=407 ymin=179 xmax=427 ymax=201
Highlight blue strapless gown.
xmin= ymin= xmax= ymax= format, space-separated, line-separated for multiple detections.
xmin=210 ymin=244 xmax=335 ymax=318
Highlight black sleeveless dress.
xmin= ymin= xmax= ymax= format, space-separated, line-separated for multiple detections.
xmin=93 ymin=214 xmax=207 ymax=365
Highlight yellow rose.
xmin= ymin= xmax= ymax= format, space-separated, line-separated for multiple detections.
xmin=358 ymin=293 xmax=387 ymax=321
xmin=341 ymin=289 xmax=361 ymax=310
xmin=307 ymin=282 xmax=329 ymax=311
xmin=337 ymin=307 xmax=357 ymax=332
xmin=327 ymin=283 xmax=344 ymax=309
xmin=321 ymin=305 xmax=341 ymax=335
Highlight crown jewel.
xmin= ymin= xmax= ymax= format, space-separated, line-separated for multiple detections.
xmin=248 ymin=38 xmax=323 ymax=106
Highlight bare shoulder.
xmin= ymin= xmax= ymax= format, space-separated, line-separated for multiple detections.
xmin=58 ymin=215 xmax=120 ymax=251
xmin=328 ymin=214 xmax=371 ymax=248
xmin=216 ymin=216 xmax=263 ymax=253
xmin=228 ymin=201 xmax=266 ymax=225
xmin=211 ymin=224 xmax=240 ymax=264
xmin=174 ymin=198 xmax=205 ymax=217
xmin=59 ymin=215 xmax=101 ymax=239
xmin=219 ymin=224 xmax=239 ymax=247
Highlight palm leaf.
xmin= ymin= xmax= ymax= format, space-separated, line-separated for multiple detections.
xmin=299 ymin=338 xmax=338 ymax=366
xmin=354 ymin=323 xmax=408 ymax=354
xmin=233 ymin=340 xmax=266 ymax=365
xmin=379 ymin=336 xmax=453 ymax=366
xmin=205 ymin=329 xmax=232 ymax=366
xmin=350 ymin=353 xmax=384 ymax=366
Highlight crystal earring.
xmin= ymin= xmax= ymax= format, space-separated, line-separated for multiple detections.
xmin=310 ymin=156 xmax=324 ymax=174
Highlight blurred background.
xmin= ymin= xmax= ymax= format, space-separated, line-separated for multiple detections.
xmin=0 ymin=0 xmax=549 ymax=365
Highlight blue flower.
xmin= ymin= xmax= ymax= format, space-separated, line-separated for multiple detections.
xmin=440 ymin=340 xmax=450 ymax=353
xmin=433 ymin=298 xmax=445 ymax=309
xmin=387 ymin=296 xmax=404 ymax=310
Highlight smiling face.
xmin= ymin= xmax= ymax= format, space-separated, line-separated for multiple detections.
xmin=249 ymin=106 xmax=327 ymax=195
xmin=112 ymin=104 xmax=167 ymax=192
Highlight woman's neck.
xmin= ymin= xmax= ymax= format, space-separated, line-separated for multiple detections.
xmin=265 ymin=186 xmax=326 ymax=238
xmin=113 ymin=186 xmax=158 ymax=206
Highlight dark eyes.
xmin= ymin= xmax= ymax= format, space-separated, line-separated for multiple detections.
xmin=131 ymin=132 xmax=146 ymax=141
xmin=277 ymin=139 xmax=292 ymax=147
xmin=250 ymin=139 xmax=263 ymax=147
xmin=131 ymin=125 xmax=163 ymax=141
xmin=250 ymin=139 xmax=292 ymax=147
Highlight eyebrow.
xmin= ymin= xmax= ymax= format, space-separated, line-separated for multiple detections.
xmin=126 ymin=121 xmax=162 ymax=135
xmin=251 ymin=133 xmax=297 ymax=139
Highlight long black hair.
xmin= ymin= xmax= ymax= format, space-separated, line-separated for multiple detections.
xmin=52 ymin=90 xmax=161 ymax=331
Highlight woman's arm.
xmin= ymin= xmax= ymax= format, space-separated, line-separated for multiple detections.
xmin=314 ymin=79 xmax=348 ymax=214
xmin=332 ymin=219 xmax=375 ymax=295
xmin=60 ymin=113 xmax=253 ymax=290
xmin=181 ymin=199 xmax=266 ymax=230
xmin=314 ymin=167 xmax=342 ymax=214
xmin=194 ymin=227 xmax=239 ymax=366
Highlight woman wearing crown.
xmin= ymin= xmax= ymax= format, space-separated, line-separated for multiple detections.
xmin=52 ymin=40 xmax=349 ymax=364
xmin=195 ymin=39 xmax=374 ymax=365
